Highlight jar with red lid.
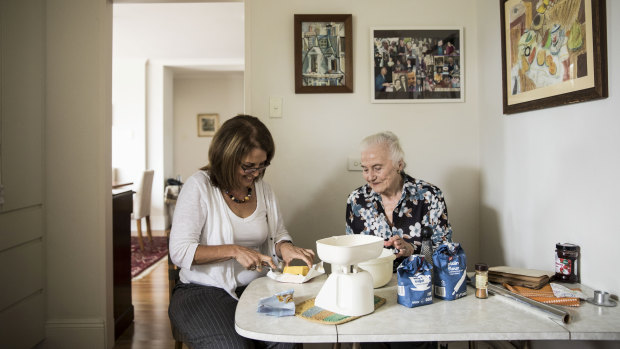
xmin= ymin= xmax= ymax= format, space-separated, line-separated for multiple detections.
xmin=555 ymin=243 xmax=580 ymax=283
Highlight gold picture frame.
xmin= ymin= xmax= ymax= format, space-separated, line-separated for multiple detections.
xmin=500 ymin=0 xmax=608 ymax=114
xmin=197 ymin=113 xmax=219 ymax=137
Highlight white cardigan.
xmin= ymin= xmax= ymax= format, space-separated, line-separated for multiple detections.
xmin=169 ymin=171 xmax=293 ymax=299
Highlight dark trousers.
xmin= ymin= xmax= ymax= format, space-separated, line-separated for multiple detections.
xmin=169 ymin=282 xmax=299 ymax=349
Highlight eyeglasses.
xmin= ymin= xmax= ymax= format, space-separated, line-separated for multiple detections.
xmin=241 ymin=162 xmax=270 ymax=174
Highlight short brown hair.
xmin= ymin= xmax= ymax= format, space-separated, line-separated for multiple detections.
xmin=202 ymin=114 xmax=275 ymax=190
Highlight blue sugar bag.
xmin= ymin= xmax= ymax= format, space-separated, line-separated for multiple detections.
xmin=257 ymin=289 xmax=295 ymax=317
xmin=397 ymin=255 xmax=433 ymax=308
xmin=432 ymin=242 xmax=467 ymax=300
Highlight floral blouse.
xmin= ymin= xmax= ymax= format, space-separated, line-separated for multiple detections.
xmin=345 ymin=174 xmax=453 ymax=255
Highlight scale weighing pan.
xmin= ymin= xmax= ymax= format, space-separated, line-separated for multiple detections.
xmin=316 ymin=234 xmax=384 ymax=267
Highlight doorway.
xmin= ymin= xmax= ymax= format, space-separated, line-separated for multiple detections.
xmin=112 ymin=1 xmax=244 ymax=345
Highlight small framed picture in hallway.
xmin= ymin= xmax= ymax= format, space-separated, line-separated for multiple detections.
xmin=197 ymin=113 xmax=219 ymax=137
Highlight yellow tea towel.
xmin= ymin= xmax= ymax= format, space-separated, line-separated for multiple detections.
xmin=504 ymin=283 xmax=581 ymax=307
xmin=295 ymin=296 xmax=386 ymax=325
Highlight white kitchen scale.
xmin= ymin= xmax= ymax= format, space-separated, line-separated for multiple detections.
xmin=314 ymin=235 xmax=384 ymax=316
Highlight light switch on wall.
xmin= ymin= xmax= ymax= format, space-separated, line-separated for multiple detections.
xmin=347 ymin=157 xmax=363 ymax=171
xmin=269 ymin=97 xmax=283 ymax=118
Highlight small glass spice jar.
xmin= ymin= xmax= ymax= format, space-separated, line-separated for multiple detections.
xmin=555 ymin=243 xmax=580 ymax=283
xmin=475 ymin=263 xmax=489 ymax=299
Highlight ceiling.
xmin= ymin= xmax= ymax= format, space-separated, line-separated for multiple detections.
xmin=113 ymin=1 xmax=244 ymax=75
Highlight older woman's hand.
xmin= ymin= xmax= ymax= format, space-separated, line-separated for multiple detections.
xmin=385 ymin=235 xmax=414 ymax=258
xmin=278 ymin=242 xmax=315 ymax=268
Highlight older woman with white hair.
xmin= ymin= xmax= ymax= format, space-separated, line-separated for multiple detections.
xmin=345 ymin=131 xmax=453 ymax=270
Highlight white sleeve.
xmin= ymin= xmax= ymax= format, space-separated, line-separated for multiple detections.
xmin=264 ymin=182 xmax=293 ymax=244
xmin=168 ymin=175 xmax=207 ymax=270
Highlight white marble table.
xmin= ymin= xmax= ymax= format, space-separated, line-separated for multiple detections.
xmin=235 ymin=274 xmax=620 ymax=343
xmin=235 ymin=274 xmax=337 ymax=343
xmin=559 ymin=283 xmax=620 ymax=341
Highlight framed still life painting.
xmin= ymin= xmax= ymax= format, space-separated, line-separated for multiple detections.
xmin=371 ymin=27 xmax=464 ymax=103
xmin=294 ymin=14 xmax=353 ymax=93
xmin=500 ymin=0 xmax=608 ymax=114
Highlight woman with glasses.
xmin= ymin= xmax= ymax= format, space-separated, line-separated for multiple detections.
xmin=169 ymin=114 xmax=314 ymax=349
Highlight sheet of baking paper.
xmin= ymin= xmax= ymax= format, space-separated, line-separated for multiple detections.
xmin=257 ymin=289 xmax=295 ymax=317
xmin=266 ymin=261 xmax=324 ymax=283
xmin=550 ymin=283 xmax=588 ymax=299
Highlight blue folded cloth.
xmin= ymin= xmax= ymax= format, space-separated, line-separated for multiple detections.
xmin=257 ymin=289 xmax=295 ymax=317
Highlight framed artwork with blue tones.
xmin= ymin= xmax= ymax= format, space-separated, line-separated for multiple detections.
xmin=500 ymin=0 xmax=608 ymax=114
xmin=294 ymin=14 xmax=353 ymax=93
xmin=371 ymin=27 xmax=464 ymax=104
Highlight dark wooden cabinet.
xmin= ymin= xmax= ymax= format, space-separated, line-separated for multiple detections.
xmin=113 ymin=189 xmax=134 ymax=340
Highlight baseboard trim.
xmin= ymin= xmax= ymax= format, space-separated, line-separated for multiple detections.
xmin=47 ymin=317 xmax=105 ymax=328
xmin=43 ymin=318 xmax=107 ymax=349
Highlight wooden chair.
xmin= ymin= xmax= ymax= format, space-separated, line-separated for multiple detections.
xmin=165 ymin=184 xmax=184 ymax=348
xmin=164 ymin=184 xmax=181 ymax=237
xmin=168 ymin=240 xmax=184 ymax=349
xmin=132 ymin=169 xmax=154 ymax=251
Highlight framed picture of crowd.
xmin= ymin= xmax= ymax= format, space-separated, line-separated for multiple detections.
xmin=500 ymin=0 xmax=608 ymax=114
xmin=371 ymin=27 xmax=464 ymax=103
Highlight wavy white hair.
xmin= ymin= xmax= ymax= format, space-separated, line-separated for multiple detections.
xmin=360 ymin=131 xmax=407 ymax=172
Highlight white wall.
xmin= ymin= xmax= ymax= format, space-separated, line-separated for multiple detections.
xmin=113 ymin=2 xmax=244 ymax=230
xmin=173 ymin=73 xmax=245 ymax=181
xmin=0 ymin=1 xmax=46 ymax=347
xmin=246 ymin=0 xmax=481 ymax=267
xmin=478 ymin=1 xmax=619 ymax=296
xmin=45 ymin=0 xmax=113 ymax=347
xmin=112 ymin=59 xmax=146 ymax=184
xmin=5 ymin=1 xmax=609 ymax=348
xmin=113 ymin=2 xmax=244 ymax=61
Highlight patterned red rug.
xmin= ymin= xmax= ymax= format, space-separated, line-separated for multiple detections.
xmin=131 ymin=236 xmax=168 ymax=278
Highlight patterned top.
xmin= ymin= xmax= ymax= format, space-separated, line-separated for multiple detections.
xmin=345 ymin=174 xmax=453 ymax=257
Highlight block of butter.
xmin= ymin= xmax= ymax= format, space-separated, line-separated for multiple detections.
xmin=266 ymin=261 xmax=324 ymax=284
xmin=283 ymin=265 xmax=309 ymax=276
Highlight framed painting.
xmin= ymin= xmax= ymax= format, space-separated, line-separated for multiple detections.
xmin=197 ymin=113 xmax=219 ymax=137
xmin=500 ymin=0 xmax=608 ymax=114
xmin=294 ymin=14 xmax=353 ymax=93
xmin=371 ymin=27 xmax=464 ymax=103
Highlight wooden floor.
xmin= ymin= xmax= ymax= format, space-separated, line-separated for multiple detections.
xmin=113 ymin=229 xmax=327 ymax=349
xmin=113 ymin=255 xmax=187 ymax=348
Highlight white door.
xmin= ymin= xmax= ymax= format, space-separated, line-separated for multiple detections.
xmin=0 ymin=0 xmax=46 ymax=347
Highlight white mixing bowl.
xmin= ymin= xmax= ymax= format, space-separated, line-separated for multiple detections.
xmin=358 ymin=248 xmax=396 ymax=288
